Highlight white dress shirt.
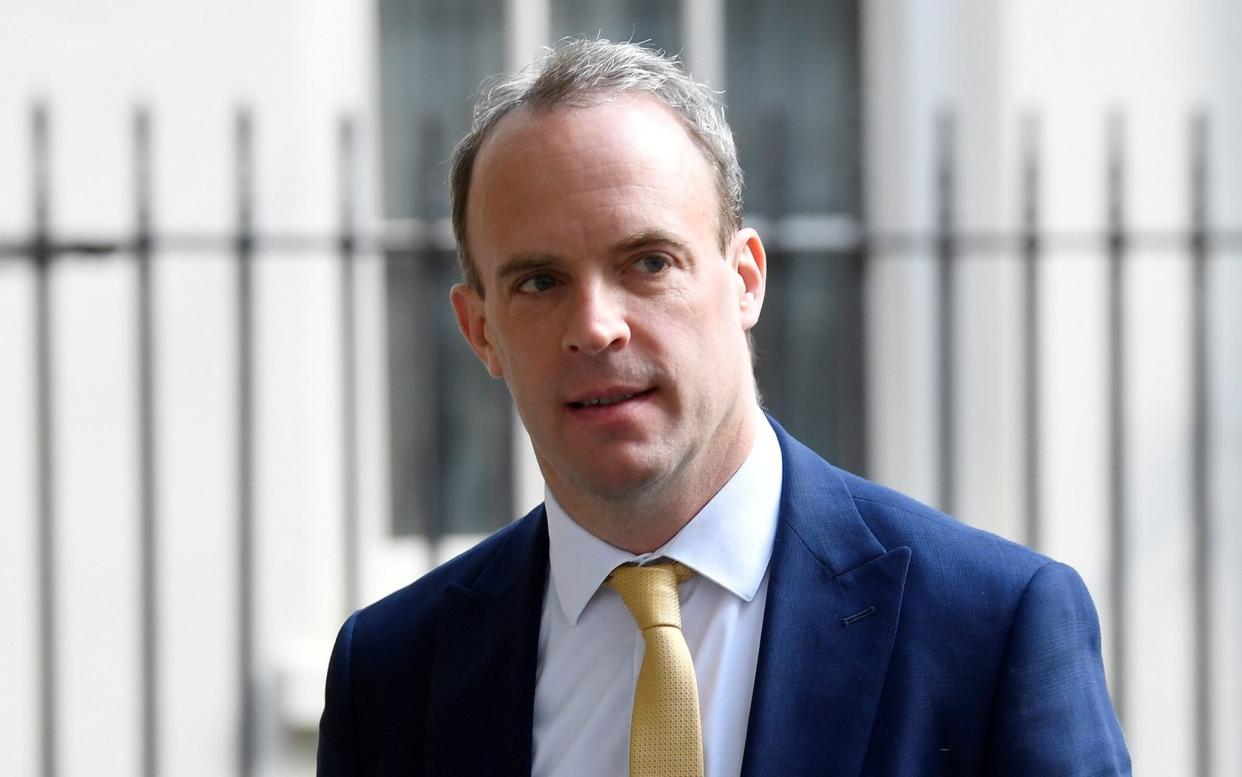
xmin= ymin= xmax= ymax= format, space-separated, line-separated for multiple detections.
xmin=531 ymin=420 xmax=783 ymax=777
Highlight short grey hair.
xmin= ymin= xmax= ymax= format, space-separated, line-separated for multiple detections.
xmin=449 ymin=37 xmax=744 ymax=293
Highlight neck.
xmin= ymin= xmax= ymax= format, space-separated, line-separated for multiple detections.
xmin=548 ymin=404 xmax=763 ymax=554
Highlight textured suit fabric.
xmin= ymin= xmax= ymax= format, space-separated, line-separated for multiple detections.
xmin=317 ymin=419 xmax=1130 ymax=776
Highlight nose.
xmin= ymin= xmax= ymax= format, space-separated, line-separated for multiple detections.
xmin=561 ymin=282 xmax=630 ymax=355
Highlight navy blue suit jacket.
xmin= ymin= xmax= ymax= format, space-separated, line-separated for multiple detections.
xmin=318 ymin=420 xmax=1130 ymax=775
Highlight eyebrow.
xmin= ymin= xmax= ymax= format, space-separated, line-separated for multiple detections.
xmin=494 ymin=254 xmax=560 ymax=288
xmin=612 ymin=229 xmax=692 ymax=256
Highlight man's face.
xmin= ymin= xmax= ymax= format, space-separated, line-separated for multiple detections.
xmin=451 ymin=95 xmax=766 ymax=512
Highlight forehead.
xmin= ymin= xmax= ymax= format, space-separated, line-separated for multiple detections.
xmin=465 ymin=96 xmax=720 ymax=270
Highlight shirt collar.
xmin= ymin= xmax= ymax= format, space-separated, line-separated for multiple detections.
xmin=545 ymin=417 xmax=784 ymax=625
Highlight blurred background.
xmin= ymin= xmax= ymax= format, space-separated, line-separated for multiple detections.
xmin=1 ymin=0 xmax=1239 ymax=775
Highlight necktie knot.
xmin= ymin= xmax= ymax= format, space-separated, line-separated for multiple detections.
xmin=607 ymin=561 xmax=693 ymax=630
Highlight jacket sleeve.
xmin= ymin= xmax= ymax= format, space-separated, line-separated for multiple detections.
xmin=986 ymin=561 xmax=1131 ymax=776
xmin=317 ymin=611 xmax=360 ymax=777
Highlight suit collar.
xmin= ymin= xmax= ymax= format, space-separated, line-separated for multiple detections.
xmin=741 ymin=418 xmax=911 ymax=776
xmin=423 ymin=506 xmax=549 ymax=777
xmin=766 ymin=416 xmax=887 ymax=574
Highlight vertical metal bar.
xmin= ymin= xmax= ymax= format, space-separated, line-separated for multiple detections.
xmin=1105 ymin=112 xmax=1128 ymax=725
xmin=758 ymin=108 xmax=790 ymax=412
xmin=1020 ymin=114 xmax=1042 ymax=551
xmin=1189 ymin=111 xmax=1212 ymax=777
xmin=234 ymin=107 xmax=257 ymax=777
xmin=418 ymin=114 xmax=447 ymax=546
xmin=32 ymin=99 xmax=58 ymax=777
xmin=337 ymin=115 xmax=360 ymax=613
xmin=934 ymin=110 xmax=957 ymax=516
xmin=847 ymin=230 xmax=870 ymax=477
xmin=429 ymin=264 xmax=448 ymax=544
xmin=134 ymin=105 xmax=160 ymax=777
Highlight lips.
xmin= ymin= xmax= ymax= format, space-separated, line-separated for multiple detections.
xmin=576 ymin=392 xmax=637 ymax=408
xmin=567 ymin=387 xmax=654 ymax=409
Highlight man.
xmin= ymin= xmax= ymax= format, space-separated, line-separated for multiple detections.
xmin=318 ymin=39 xmax=1130 ymax=776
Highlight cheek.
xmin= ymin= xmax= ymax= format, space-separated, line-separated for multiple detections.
xmin=696 ymin=277 xmax=743 ymax=342
xmin=481 ymin=321 xmax=508 ymax=378
xmin=494 ymin=331 xmax=550 ymax=395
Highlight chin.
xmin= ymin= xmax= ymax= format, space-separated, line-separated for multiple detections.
xmin=571 ymin=458 xmax=672 ymax=500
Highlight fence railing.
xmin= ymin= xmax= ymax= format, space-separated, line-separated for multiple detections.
xmin=4 ymin=104 xmax=372 ymax=777
xmin=1 ymin=102 xmax=1237 ymax=777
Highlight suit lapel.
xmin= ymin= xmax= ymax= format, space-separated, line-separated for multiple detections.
xmin=741 ymin=423 xmax=910 ymax=777
xmin=424 ymin=507 xmax=549 ymax=777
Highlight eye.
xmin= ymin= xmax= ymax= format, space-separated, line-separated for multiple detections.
xmin=633 ymin=254 xmax=670 ymax=274
xmin=516 ymin=273 xmax=559 ymax=294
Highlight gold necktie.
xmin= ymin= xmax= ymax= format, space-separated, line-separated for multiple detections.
xmin=607 ymin=561 xmax=704 ymax=777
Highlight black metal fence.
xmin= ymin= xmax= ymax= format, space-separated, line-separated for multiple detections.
xmin=4 ymin=103 xmax=369 ymax=777
xmin=1 ymin=102 xmax=1236 ymax=777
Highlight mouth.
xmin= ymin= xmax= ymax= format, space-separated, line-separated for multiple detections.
xmin=567 ymin=387 xmax=655 ymax=410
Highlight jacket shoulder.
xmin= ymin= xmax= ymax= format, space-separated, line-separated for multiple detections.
xmin=358 ymin=508 xmax=544 ymax=629
xmin=319 ymin=506 xmax=548 ymax=774
xmin=839 ymin=469 xmax=1051 ymax=586
xmin=343 ymin=506 xmax=546 ymax=675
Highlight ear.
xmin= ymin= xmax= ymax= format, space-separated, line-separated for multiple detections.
xmin=450 ymin=283 xmax=505 ymax=378
xmin=729 ymin=228 xmax=767 ymax=330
